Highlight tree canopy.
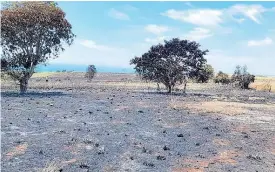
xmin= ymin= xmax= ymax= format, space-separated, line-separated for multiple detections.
xmin=1 ymin=1 xmax=75 ymax=93
xmin=130 ymin=38 xmax=208 ymax=93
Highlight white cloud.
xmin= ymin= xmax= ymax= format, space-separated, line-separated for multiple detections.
xmin=145 ymin=36 xmax=167 ymax=44
xmin=234 ymin=17 xmax=245 ymax=23
xmin=162 ymin=4 xmax=272 ymax=26
xmin=123 ymin=4 xmax=138 ymax=11
xmin=145 ymin=24 xmax=169 ymax=35
xmin=162 ymin=9 xmax=223 ymax=26
xmin=108 ymin=8 xmax=130 ymax=20
xmin=185 ymin=2 xmax=194 ymax=8
xmin=183 ymin=27 xmax=213 ymax=41
xmin=50 ymin=40 xmax=133 ymax=68
xmin=228 ymin=4 xmax=266 ymax=24
xmin=80 ymin=40 xmax=114 ymax=51
xmin=247 ymin=37 xmax=273 ymax=47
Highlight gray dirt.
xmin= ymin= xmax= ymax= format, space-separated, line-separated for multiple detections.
xmin=1 ymin=75 xmax=275 ymax=172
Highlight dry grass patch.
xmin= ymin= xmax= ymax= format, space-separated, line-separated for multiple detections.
xmin=6 ymin=143 xmax=28 ymax=160
xmin=39 ymin=161 xmax=61 ymax=172
xmin=250 ymin=77 xmax=275 ymax=92
xmin=213 ymin=138 xmax=231 ymax=146
xmin=157 ymin=121 xmax=188 ymax=128
xmin=172 ymin=149 xmax=241 ymax=172
xmin=212 ymin=150 xmax=240 ymax=165
xmin=170 ymin=100 xmax=275 ymax=116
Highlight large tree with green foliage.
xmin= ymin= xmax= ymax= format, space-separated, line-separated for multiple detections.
xmin=130 ymin=38 xmax=208 ymax=93
xmin=1 ymin=1 xmax=75 ymax=93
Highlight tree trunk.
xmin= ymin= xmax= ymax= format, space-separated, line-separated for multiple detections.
xmin=183 ymin=82 xmax=187 ymax=94
xmin=157 ymin=83 xmax=160 ymax=92
xmin=167 ymin=85 xmax=172 ymax=93
xmin=19 ymin=78 xmax=28 ymax=94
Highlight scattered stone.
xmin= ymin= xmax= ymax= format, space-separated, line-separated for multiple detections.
xmin=130 ymin=156 xmax=134 ymax=160
xmin=163 ymin=146 xmax=170 ymax=151
xmin=83 ymin=140 xmax=92 ymax=144
xmin=156 ymin=155 xmax=166 ymax=160
xmin=88 ymin=111 xmax=93 ymax=114
xmin=138 ymin=110 xmax=144 ymax=113
xmin=143 ymin=161 xmax=154 ymax=167
xmin=177 ymin=134 xmax=184 ymax=137
xmin=79 ymin=163 xmax=90 ymax=169
xmin=203 ymin=127 xmax=209 ymax=130
xmin=142 ymin=147 xmax=147 ymax=153
xmin=195 ymin=143 xmax=200 ymax=146
xmin=247 ymin=155 xmax=262 ymax=161
xmin=39 ymin=150 xmax=44 ymax=155
xmin=163 ymin=130 xmax=166 ymax=134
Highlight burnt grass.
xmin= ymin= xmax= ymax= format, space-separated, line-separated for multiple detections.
xmin=1 ymin=73 xmax=275 ymax=172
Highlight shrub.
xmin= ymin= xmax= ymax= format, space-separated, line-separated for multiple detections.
xmin=85 ymin=65 xmax=96 ymax=81
xmin=231 ymin=65 xmax=255 ymax=89
xmin=214 ymin=71 xmax=230 ymax=84
xmin=191 ymin=64 xmax=214 ymax=83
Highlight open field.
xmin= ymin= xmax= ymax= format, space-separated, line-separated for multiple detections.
xmin=1 ymin=73 xmax=275 ymax=172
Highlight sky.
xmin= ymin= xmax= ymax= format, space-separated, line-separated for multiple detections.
xmin=48 ymin=1 xmax=275 ymax=75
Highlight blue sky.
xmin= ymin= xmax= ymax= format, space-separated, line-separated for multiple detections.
xmin=49 ymin=1 xmax=275 ymax=75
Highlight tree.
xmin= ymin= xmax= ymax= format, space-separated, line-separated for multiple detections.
xmin=214 ymin=71 xmax=230 ymax=84
xmin=130 ymin=38 xmax=208 ymax=93
xmin=1 ymin=1 xmax=75 ymax=93
xmin=85 ymin=65 xmax=97 ymax=81
xmin=231 ymin=65 xmax=255 ymax=89
xmin=191 ymin=64 xmax=214 ymax=83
